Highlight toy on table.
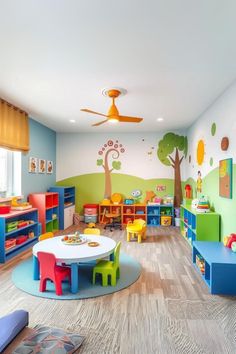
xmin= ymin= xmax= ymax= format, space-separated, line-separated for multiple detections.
xmin=130 ymin=189 xmax=142 ymax=204
xmin=185 ymin=184 xmax=192 ymax=199
xmin=196 ymin=195 xmax=210 ymax=213
xmin=144 ymin=191 xmax=156 ymax=204
xmin=11 ymin=197 xmax=32 ymax=210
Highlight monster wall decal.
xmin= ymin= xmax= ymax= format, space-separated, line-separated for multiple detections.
xmin=97 ymin=140 xmax=125 ymax=199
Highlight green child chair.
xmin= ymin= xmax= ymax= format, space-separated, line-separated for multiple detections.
xmin=92 ymin=241 xmax=121 ymax=286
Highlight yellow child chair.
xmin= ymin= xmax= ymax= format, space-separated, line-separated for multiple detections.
xmin=83 ymin=228 xmax=100 ymax=235
xmin=126 ymin=219 xmax=146 ymax=243
xmin=92 ymin=241 xmax=121 ymax=286
xmin=38 ymin=232 xmax=54 ymax=242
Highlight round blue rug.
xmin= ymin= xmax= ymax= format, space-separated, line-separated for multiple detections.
xmin=12 ymin=252 xmax=141 ymax=300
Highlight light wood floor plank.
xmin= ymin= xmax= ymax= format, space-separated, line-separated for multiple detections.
xmin=0 ymin=225 xmax=236 ymax=353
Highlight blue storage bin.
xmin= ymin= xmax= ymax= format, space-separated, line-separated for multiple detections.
xmin=84 ymin=215 xmax=97 ymax=223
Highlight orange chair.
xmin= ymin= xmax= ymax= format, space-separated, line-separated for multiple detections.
xmin=37 ymin=252 xmax=71 ymax=296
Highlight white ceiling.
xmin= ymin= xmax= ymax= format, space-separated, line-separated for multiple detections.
xmin=1 ymin=0 xmax=236 ymax=133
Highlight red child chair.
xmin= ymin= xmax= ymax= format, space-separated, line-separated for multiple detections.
xmin=37 ymin=251 xmax=71 ymax=296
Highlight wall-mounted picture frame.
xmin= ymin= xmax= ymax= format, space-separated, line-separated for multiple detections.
xmin=219 ymin=158 xmax=232 ymax=198
xmin=39 ymin=159 xmax=46 ymax=174
xmin=47 ymin=160 xmax=53 ymax=174
xmin=29 ymin=157 xmax=37 ymax=173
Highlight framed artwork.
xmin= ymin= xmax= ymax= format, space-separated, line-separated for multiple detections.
xmin=29 ymin=157 xmax=37 ymax=173
xmin=47 ymin=160 xmax=53 ymax=174
xmin=39 ymin=159 xmax=46 ymax=173
xmin=219 ymin=158 xmax=232 ymax=198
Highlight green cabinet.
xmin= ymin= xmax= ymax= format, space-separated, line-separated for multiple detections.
xmin=180 ymin=205 xmax=220 ymax=246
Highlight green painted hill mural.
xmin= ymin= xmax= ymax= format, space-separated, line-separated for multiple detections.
xmin=56 ymin=173 xmax=176 ymax=214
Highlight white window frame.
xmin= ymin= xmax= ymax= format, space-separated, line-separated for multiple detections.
xmin=0 ymin=148 xmax=21 ymax=197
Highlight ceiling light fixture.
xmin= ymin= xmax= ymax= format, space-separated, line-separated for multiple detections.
xmin=108 ymin=117 xmax=119 ymax=123
xmin=69 ymin=119 xmax=76 ymax=123
xmin=157 ymin=117 xmax=164 ymax=122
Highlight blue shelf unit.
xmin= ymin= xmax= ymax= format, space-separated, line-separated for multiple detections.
xmin=147 ymin=204 xmax=174 ymax=226
xmin=192 ymin=241 xmax=236 ymax=295
xmin=0 ymin=208 xmax=39 ymax=263
xmin=48 ymin=186 xmax=75 ymax=230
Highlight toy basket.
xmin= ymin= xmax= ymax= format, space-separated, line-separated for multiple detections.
xmin=161 ymin=216 xmax=172 ymax=226
xmin=5 ymin=238 xmax=16 ymax=250
xmin=0 ymin=205 xmax=11 ymax=214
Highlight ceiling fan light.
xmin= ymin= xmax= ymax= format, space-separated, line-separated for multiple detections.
xmin=108 ymin=118 xmax=119 ymax=124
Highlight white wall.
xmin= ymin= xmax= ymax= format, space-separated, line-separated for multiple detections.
xmin=56 ymin=131 xmax=186 ymax=181
xmin=186 ymin=80 xmax=236 ymax=180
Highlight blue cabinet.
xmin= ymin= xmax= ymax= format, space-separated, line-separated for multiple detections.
xmin=192 ymin=241 xmax=236 ymax=295
xmin=147 ymin=204 xmax=174 ymax=226
xmin=0 ymin=208 xmax=39 ymax=263
xmin=48 ymin=186 xmax=75 ymax=230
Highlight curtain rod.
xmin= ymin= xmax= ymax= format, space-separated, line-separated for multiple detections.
xmin=0 ymin=98 xmax=28 ymax=115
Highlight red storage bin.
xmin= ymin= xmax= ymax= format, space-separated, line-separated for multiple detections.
xmin=16 ymin=235 xmax=28 ymax=244
xmin=0 ymin=205 xmax=11 ymax=214
xmin=84 ymin=204 xmax=98 ymax=215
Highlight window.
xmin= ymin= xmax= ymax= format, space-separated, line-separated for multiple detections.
xmin=0 ymin=148 xmax=21 ymax=197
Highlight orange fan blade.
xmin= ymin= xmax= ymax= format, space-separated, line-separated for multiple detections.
xmin=92 ymin=119 xmax=108 ymax=127
xmin=118 ymin=116 xmax=143 ymax=123
xmin=81 ymin=108 xmax=108 ymax=118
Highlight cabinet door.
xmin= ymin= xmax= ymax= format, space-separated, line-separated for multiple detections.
xmin=64 ymin=205 xmax=75 ymax=229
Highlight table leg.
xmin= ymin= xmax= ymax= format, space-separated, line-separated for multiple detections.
xmin=33 ymin=255 xmax=39 ymax=280
xmin=71 ymin=263 xmax=79 ymax=293
xmin=110 ymin=252 xmax=114 ymax=261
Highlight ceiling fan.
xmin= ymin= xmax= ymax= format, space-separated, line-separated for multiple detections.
xmin=81 ymin=88 xmax=143 ymax=126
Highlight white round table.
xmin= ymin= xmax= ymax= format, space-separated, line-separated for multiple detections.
xmin=32 ymin=235 xmax=116 ymax=293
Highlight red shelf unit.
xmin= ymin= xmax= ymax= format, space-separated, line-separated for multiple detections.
xmin=29 ymin=192 xmax=59 ymax=234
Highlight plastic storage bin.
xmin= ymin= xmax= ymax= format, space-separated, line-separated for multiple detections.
xmin=161 ymin=216 xmax=172 ymax=226
xmin=84 ymin=215 xmax=97 ymax=223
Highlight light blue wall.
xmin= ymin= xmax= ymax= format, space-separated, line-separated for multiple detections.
xmin=22 ymin=118 xmax=56 ymax=200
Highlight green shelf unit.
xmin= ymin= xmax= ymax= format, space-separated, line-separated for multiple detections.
xmin=0 ymin=208 xmax=39 ymax=263
xmin=180 ymin=205 xmax=220 ymax=246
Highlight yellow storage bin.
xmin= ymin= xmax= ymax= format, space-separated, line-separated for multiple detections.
xmin=161 ymin=216 xmax=172 ymax=226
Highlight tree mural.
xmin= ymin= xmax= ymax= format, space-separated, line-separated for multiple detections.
xmin=157 ymin=133 xmax=188 ymax=207
xmin=97 ymin=140 xmax=125 ymax=198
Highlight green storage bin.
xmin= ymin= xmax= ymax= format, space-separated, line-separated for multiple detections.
xmin=6 ymin=221 xmax=18 ymax=233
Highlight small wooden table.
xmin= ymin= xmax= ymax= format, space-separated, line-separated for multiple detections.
xmin=32 ymin=235 xmax=116 ymax=294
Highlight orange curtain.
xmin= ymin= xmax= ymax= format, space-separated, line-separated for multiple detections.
xmin=0 ymin=99 xmax=29 ymax=152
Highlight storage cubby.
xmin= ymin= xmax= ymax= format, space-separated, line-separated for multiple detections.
xmin=147 ymin=204 xmax=174 ymax=226
xmin=180 ymin=205 xmax=219 ymax=245
xmin=29 ymin=192 xmax=59 ymax=234
xmin=48 ymin=186 xmax=75 ymax=230
xmin=192 ymin=241 xmax=236 ymax=295
xmin=0 ymin=208 xmax=39 ymax=263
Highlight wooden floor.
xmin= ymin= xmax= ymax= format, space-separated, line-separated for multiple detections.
xmin=1 ymin=225 xmax=236 ymax=354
